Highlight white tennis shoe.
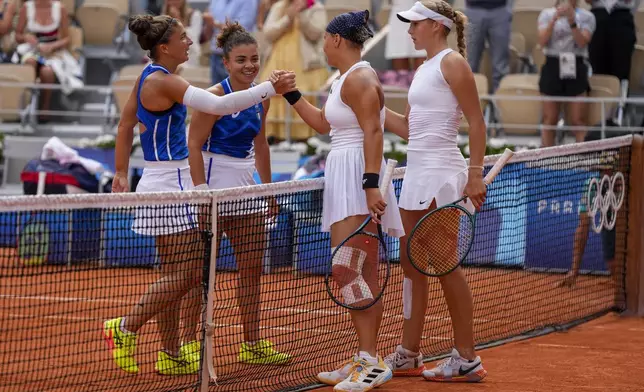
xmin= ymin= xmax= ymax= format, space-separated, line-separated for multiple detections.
xmin=317 ymin=355 xmax=361 ymax=386
xmin=422 ymin=348 xmax=487 ymax=382
xmin=383 ymin=345 xmax=425 ymax=376
xmin=333 ymin=357 xmax=392 ymax=392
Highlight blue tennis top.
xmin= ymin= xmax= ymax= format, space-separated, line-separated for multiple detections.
xmin=137 ymin=63 xmax=188 ymax=162
xmin=203 ymin=77 xmax=263 ymax=159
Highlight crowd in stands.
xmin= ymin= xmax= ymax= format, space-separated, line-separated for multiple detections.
xmin=0 ymin=0 xmax=641 ymax=147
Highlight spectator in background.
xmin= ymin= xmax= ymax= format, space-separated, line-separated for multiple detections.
xmin=586 ymin=0 xmax=640 ymax=85
xmin=0 ymin=0 xmax=17 ymax=63
xmin=257 ymin=0 xmax=279 ymax=30
xmin=259 ymin=0 xmax=328 ymax=140
xmin=537 ymin=0 xmax=595 ymax=147
xmin=162 ymin=0 xmax=214 ymax=67
xmin=465 ymin=0 xmax=512 ymax=93
xmin=14 ymin=0 xmax=82 ymax=122
xmin=208 ymin=0 xmax=259 ymax=84
xmin=383 ymin=0 xmax=426 ymax=87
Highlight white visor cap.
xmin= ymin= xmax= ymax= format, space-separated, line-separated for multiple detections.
xmin=396 ymin=1 xmax=454 ymax=30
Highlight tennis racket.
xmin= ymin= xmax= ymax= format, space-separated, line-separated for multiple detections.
xmin=407 ymin=148 xmax=515 ymax=277
xmin=325 ymin=159 xmax=398 ymax=311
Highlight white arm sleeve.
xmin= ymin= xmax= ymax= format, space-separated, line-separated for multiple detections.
xmin=182 ymin=81 xmax=276 ymax=116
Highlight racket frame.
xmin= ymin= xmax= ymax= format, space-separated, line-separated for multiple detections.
xmin=407 ymin=148 xmax=515 ymax=277
xmin=324 ymin=159 xmax=398 ymax=311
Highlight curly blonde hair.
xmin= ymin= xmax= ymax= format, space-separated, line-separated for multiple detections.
xmin=420 ymin=0 xmax=468 ymax=59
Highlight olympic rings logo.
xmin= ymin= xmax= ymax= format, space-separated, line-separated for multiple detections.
xmin=587 ymin=172 xmax=625 ymax=234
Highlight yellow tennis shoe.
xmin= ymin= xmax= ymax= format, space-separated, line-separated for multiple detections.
xmin=103 ymin=317 xmax=138 ymax=374
xmin=156 ymin=341 xmax=201 ymax=375
xmin=238 ymin=340 xmax=292 ymax=365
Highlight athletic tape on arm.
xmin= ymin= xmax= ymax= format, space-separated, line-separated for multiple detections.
xmin=182 ymin=82 xmax=275 ymax=116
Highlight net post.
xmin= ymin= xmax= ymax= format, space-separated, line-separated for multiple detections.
xmin=625 ymin=134 xmax=644 ymax=316
xmin=200 ymin=195 xmax=219 ymax=392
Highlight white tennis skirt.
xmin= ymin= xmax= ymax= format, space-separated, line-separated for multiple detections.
xmin=322 ymin=147 xmax=405 ymax=238
xmin=399 ymin=149 xmax=475 ymax=213
xmin=203 ymin=152 xmax=267 ymax=217
xmin=131 ymin=160 xmax=197 ymax=236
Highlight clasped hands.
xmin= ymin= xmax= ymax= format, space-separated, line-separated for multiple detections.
xmin=267 ymin=70 xmax=299 ymax=95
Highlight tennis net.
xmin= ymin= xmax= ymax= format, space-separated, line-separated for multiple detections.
xmin=0 ymin=135 xmax=636 ymax=392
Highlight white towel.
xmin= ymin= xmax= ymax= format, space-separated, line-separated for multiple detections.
xmin=41 ymin=137 xmax=106 ymax=176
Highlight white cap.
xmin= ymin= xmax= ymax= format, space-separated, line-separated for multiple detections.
xmin=396 ymin=1 xmax=454 ymax=30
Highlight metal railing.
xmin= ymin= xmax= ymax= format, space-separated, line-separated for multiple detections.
xmin=0 ymin=81 xmax=642 ymax=141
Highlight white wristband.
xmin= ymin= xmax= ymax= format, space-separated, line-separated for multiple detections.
xmin=194 ymin=183 xmax=209 ymax=191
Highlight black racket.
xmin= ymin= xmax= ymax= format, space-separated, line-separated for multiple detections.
xmin=408 ymin=149 xmax=515 ymax=277
xmin=325 ymin=159 xmax=398 ymax=311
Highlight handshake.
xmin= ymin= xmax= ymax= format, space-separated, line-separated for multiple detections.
xmin=267 ymin=70 xmax=298 ymax=95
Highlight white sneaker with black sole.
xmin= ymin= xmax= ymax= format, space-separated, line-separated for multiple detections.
xmin=422 ymin=348 xmax=487 ymax=382
xmin=334 ymin=357 xmax=393 ymax=392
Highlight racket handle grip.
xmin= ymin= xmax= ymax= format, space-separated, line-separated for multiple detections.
xmin=484 ymin=148 xmax=514 ymax=186
xmin=379 ymin=159 xmax=398 ymax=196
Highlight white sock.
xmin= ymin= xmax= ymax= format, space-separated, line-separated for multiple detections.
xmin=119 ymin=317 xmax=134 ymax=335
xmin=358 ymin=351 xmax=379 ymax=365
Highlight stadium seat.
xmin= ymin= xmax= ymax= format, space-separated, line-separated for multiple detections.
xmin=460 ymin=73 xmax=490 ymax=134
xmin=0 ymin=64 xmax=36 ymax=125
xmin=178 ymin=65 xmax=211 ymax=81
xmin=635 ymin=10 xmax=643 ymax=32
xmin=106 ymin=64 xmax=146 ymax=122
xmin=630 ymin=45 xmax=644 ymax=92
xmin=511 ymin=8 xmax=542 ymax=56
xmin=586 ymin=86 xmax=616 ymax=128
xmin=589 ymin=74 xmax=620 ymax=97
xmin=532 ymin=44 xmax=546 ymax=72
xmin=60 ymin=0 xmax=75 ymax=19
xmin=76 ymin=3 xmax=124 ymax=46
xmin=494 ymin=74 xmax=542 ymax=135
xmin=67 ymin=25 xmax=86 ymax=78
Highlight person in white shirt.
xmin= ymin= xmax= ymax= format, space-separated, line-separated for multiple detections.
xmin=381 ymin=0 xmax=489 ymax=383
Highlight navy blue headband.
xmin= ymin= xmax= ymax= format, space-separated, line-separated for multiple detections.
xmin=326 ymin=10 xmax=373 ymax=43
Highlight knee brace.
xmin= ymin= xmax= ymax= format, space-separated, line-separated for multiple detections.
xmin=332 ymin=246 xmax=373 ymax=305
xmin=403 ymin=277 xmax=412 ymax=319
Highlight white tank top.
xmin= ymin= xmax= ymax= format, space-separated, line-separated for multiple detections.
xmin=407 ymin=48 xmax=462 ymax=152
xmin=324 ymin=61 xmax=386 ymax=150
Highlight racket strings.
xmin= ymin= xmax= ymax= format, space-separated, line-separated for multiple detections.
xmin=328 ymin=233 xmax=388 ymax=309
xmin=409 ymin=206 xmax=473 ymax=276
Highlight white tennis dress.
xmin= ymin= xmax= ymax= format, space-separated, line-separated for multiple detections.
xmin=322 ymin=61 xmax=404 ymax=238
xmin=398 ymin=48 xmax=474 ymax=213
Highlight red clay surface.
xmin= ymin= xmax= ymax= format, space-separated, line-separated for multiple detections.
xmin=0 ymin=243 xmax=633 ymax=392
xmin=317 ymin=313 xmax=644 ymax=392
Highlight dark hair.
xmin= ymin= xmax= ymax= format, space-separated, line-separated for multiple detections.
xmin=326 ymin=9 xmax=374 ymax=48
xmin=128 ymin=14 xmax=179 ymax=60
xmin=216 ymin=21 xmax=258 ymax=58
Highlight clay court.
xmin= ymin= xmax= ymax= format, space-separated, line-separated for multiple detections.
xmin=2 ymin=136 xmax=644 ymax=392
xmin=1 ymin=259 xmax=634 ymax=392
xmin=318 ymin=313 xmax=644 ymax=392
